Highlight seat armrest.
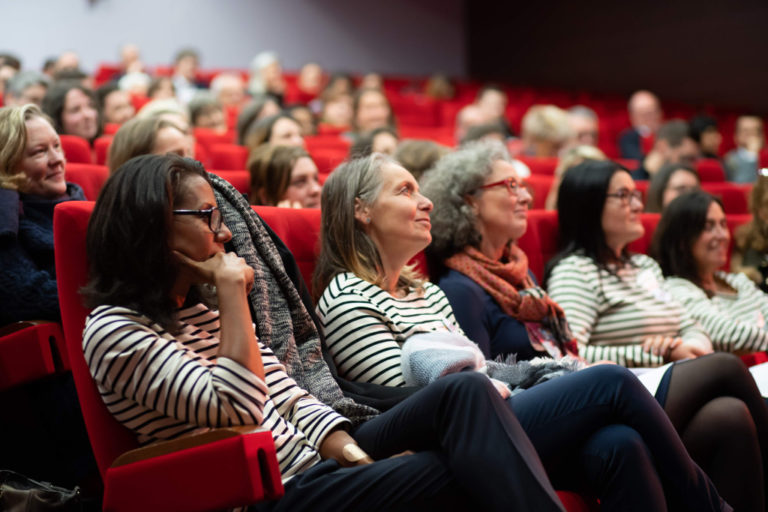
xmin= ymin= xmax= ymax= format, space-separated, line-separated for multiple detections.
xmin=0 ymin=322 xmax=64 ymax=391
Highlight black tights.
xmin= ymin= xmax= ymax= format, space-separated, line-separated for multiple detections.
xmin=664 ymin=353 xmax=768 ymax=512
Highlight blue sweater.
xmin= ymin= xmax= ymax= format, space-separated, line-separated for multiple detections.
xmin=0 ymin=184 xmax=85 ymax=326
xmin=437 ymin=269 xmax=547 ymax=361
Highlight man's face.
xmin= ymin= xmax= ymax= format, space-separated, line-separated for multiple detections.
xmin=668 ymin=137 xmax=700 ymax=167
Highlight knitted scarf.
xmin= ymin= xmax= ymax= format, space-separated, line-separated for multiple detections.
xmin=444 ymin=245 xmax=577 ymax=357
xmin=208 ymin=174 xmax=378 ymax=424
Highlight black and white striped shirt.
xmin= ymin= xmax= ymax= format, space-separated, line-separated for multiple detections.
xmin=547 ymin=254 xmax=712 ymax=367
xmin=83 ymin=303 xmax=349 ymax=482
xmin=664 ymin=271 xmax=768 ymax=353
xmin=316 ymin=273 xmax=462 ymax=387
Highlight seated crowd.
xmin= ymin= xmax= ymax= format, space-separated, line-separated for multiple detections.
xmin=2 ymin=45 xmax=768 ymax=511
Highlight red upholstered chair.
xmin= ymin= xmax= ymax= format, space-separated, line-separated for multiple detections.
xmin=627 ymin=213 xmax=661 ymax=255
xmin=60 ymin=135 xmax=93 ymax=164
xmin=0 ymin=321 xmax=65 ymax=391
xmin=210 ymin=144 xmax=249 ymax=170
xmin=65 ymin=163 xmax=110 ymax=201
xmin=253 ymin=206 xmax=321 ymax=296
xmin=93 ymin=136 xmax=113 ymax=166
xmin=193 ymin=128 xmax=236 ymax=150
xmin=726 ymin=213 xmax=752 ymax=270
xmin=54 ymin=201 xmax=283 ymax=512
xmin=517 ymin=209 xmax=559 ymax=283
xmin=702 ymin=182 xmax=750 ymax=215
xmin=209 ymin=169 xmax=250 ymax=196
xmin=696 ymin=159 xmax=726 ymax=182
xmin=525 ymin=174 xmax=554 ymax=210
xmin=308 ymin=147 xmax=347 ymax=176
xmin=304 ymin=134 xmax=351 ymax=153
xmin=634 ymin=179 xmax=649 ymax=203
xmin=615 ymin=158 xmax=640 ymax=171
xmin=517 ymin=156 xmax=558 ymax=176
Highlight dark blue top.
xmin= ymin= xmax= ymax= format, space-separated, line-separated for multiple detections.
xmin=438 ymin=269 xmax=548 ymax=361
xmin=0 ymin=183 xmax=85 ymax=326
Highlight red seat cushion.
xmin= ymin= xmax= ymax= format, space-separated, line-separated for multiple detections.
xmin=65 ymin=163 xmax=110 ymax=201
xmin=60 ymin=134 xmax=93 ymax=164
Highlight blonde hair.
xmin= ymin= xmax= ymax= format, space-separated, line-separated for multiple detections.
xmin=521 ymin=105 xmax=573 ymax=143
xmin=247 ymin=144 xmax=309 ymax=205
xmin=544 ymin=145 xmax=607 ymax=210
xmin=108 ymin=116 xmax=186 ymax=173
xmin=0 ymin=104 xmax=54 ymax=190
xmin=312 ymin=154 xmax=423 ymax=301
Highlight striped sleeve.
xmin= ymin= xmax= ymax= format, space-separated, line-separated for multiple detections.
xmin=665 ymin=276 xmax=768 ymax=353
xmin=84 ymin=306 xmax=269 ymax=428
xmin=260 ymin=348 xmax=350 ymax=448
xmin=316 ymin=276 xmax=406 ymax=387
xmin=548 ymin=256 xmax=665 ymax=367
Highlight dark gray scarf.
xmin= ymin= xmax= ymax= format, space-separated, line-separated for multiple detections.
xmin=208 ymin=173 xmax=378 ymax=425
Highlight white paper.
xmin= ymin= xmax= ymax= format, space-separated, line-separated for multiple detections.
xmin=749 ymin=362 xmax=768 ymax=397
xmin=630 ymin=363 xmax=674 ymax=396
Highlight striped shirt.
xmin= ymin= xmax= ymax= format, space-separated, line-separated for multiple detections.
xmin=83 ymin=303 xmax=349 ymax=483
xmin=547 ymin=254 xmax=712 ymax=367
xmin=316 ymin=273 xmax=462 ymax=387
xmin=664 ymin=271 xmax=768 ymax=353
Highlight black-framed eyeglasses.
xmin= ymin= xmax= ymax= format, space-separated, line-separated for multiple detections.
xmin=476 ymin=177 xmax=527 ymax=196
xmin=606 ymin=188 xmax=643 ymax=206
xmin=172 ymin=206 xmax=223 ymax=234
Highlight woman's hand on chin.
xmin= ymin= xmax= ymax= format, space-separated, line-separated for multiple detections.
xmin=173 ymin=251 xmax=254 ymax=294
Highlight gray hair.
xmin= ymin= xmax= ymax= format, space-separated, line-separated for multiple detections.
xmin=568 ymin=105 xmax=598 ymax=121
xmin=5 ymin=71 xmax=47 ymax=98
xmin=420 ymin=140 xmax=511 ymax=259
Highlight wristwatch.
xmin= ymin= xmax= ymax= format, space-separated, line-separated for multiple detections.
xmin=342 ymin=443 xmax=368 ymax=463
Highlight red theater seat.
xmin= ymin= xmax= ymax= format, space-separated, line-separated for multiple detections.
xmin=518 ymin=156 xmax=558 ymax=176
xmin=702 ymin=182 xmax=750 ymax=215
xmin=210 ymin=144 xmax=249 ymax=170
xmin=0 ymin=321 xmax=65 ymax=391
xmin=60 ymin=135 xmax=93 ymax=164
xmin=65 ymin=163 xmax=110 ymax=201
xmin=526 ymin=174 xmax=554 ymax=210
xmin=93 ymin=136 xmax=113 ymax=166
xmin=209 ymin=169 xmax=250 ymax=196
xmin=54 ymin=201 xmax=283 ymax=512
xmin=696 ymin=159 xmax=726 ymax=182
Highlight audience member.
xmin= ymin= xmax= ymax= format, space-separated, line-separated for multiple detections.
xmin=171 ymin=48 xmax=202 ymax=104
xmin=690 ymin=114 xmax=722 ymax=159
xmin=324 ymin=72 xmax=355 ymax=97
xmin=249 ymin=51 xmax=286 ymax=104
xmin=349 ymin=126 xmax=399 ymax=157
xmin=424 ymin=73 xmax=455 ymax=101
xmin=520 ymin=105 xmax=572 ymax=157
xmin=3 ymin=70 xmax=48 ymax=107
xmin=725 ymin=115 xmax=765 ymax=183
xmin=631 ymin=120 xmax=699 ymax=180
xmin=209 ymin=72 xmax=247 ymax=108
xmin=619 ymin=90 xmax=663 ymax=160
xmin=319 ymin=91 xmax=353 ymax=130
xmin=286 ymin=104 xmax=317 ymax=136
xmin=475 ymin=85 xmax=508 ymax=127
xmin=236 ymin=95 xmax=281 ymax=145
xmin=393 ymin=139 xmax=450 ymax=180
xmin=351 ymin=87 xmax=394 ymax=134
xmin=188 ymin=93 xmax=227 ymax=133
xmin=96 ymin=83 xmax=135 ymax=126
xmin=645 ymin=163 xmax=700 ymax=213
xmin=119 ymin=43 xmax=143 ymax=73
xmin=567 ymin=106 xmax=599 ymax=148
xmin=117 ymin=71 xmax=151 ymax=96
xmin=244 ymin=113 xmax=304 ymax=150
xmin=42 ymin=80 xmax=101 ymax=143
xmin=454 ymin=104 xmax=489 ymax=144
xmin=247 ymin=144 xmax=321 ymax=207
xmin=732 ymin=174 xmax=768 ymax=290
xmin=359 ymin=72 xmax=383 ymax=91
xmin=54 ymin=51 xmax=80 ymax=74
xmin=147 ymin=76 xmax=176 ymax=100
xmin=108 ymin=115 xmax=193 ymax=172
xmin=295 ymin=62 xmax=325 ymax=101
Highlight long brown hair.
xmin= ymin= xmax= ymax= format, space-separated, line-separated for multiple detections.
xmin=247 ymin=144 xmax=310 ymax=205
xmin=312 ymin=153 xmax=423 ymax=301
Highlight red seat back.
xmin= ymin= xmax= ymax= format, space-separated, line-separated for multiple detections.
xmin=702 ymin=182 xmax=750 ymax=215
xmin=696 ymin=159 xmax=726 ymax=182
xmin=65 ymin=163 xmax=110 ymax=201
xmin=517 ymin=156 xmax=558 ymax=176
xmin=525 ymin=175 xmax=554 ymax=210
xmin=627 ymin=213 xmax=661 ymax=254
xmin=517 ymin=210 xmax=559 ymax=283
xmin=93 ymin=136 xmax=113 ymax=166
xmin=54 ymin=201 xmax=138 ymax=478
xmin=210 ymin=144 xmax=249 ymax=170
xmin=60 ymin=134 xmax=93 ymax=164
xmin=253 ymin=206 xmax=322 ymax=296
xmin=209 ymin=169 xmax=250 ymax=196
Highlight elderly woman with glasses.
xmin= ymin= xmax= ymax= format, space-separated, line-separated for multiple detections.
xmin=545 ymin=159 xmax=768 ymax=512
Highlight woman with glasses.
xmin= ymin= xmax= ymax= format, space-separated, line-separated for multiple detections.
xmin=313 ymin=146 xmax=733 ymax=512
xmin=545 ymin=159 xmax=768 ymax=512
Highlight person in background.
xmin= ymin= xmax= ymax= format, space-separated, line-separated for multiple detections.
xmin=147 ymin=76 xmax=176 ymax=101
xmin=424 ymin=73 xmax=455 ymax=101
xmin=351 ymin=88 xmax=394 ymax=135
xmin=732 ymin=174 xmax=768 ymax=291
xmin=286 ymin=104 xmax=317 ymax=136
xmin=631 ymin=120 xmax=699 ymax=180
xmin=188 ymin=93 xmax=227 ymax=133
xmin=244 ymin=113 xmax=304 ymax=151
xmin=107 ymin=115 xmax=194 ymax=172
xmin=248 ymin=144 xmax=321 ymax=208
xmin=96 ymin=83 xmax=135 ymax=126
xmin=349 ymin=127 xmax=399 ymax=157
xmin=42 ymin=80 xmax=101 ymax=143
xmin=725 ymin=115 xmax=765 ymax=183
xmin=393 ymin=139 xmax=450 ymax=181
xmin=619 ymin=90 xmax=663 ymax=160
xmin=474 ymin=85 xmax=509 ymax=131
xmin=644 ymin=163 xmax=700 ymax=213
xmin=567 ymin=106 xmax=599 ymax=148
xmin=119 ymin=43 xmax=144 ymax=74
xmin=249 ymin=51 xmax=286 ymax=105
xmin=544 ymin=144 xmax=607 ymax=211
xmin=209 ymin=72 xmax=247 ymax=109
xmin=359 ymin=72 xmax=383 ymax=91
xmin=319 ymin=91 xmax=354 ymax=130
xmin=454 ymin=104 xmax=490 ymax=144
xmin=3 ymin=71 xmax=48 ymax=108
xmin=171 ymin=48 xmax=202 ymax=105
xmin=236 ymin=95 xmax=282 ymax=145
xmin=520 ymin=105 xmax=573 ymax=158
xmin=690 ymin=114 xmax=722 ymax=160
xmin=295 ymin=62 xmax=325 ymax=102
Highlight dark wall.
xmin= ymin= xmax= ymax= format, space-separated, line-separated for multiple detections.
xmin=466 ymin=1 xmax=768 ymax=112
